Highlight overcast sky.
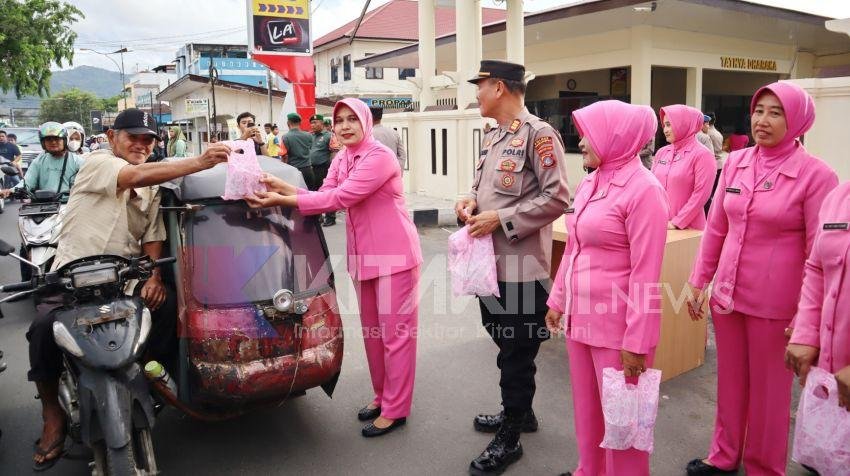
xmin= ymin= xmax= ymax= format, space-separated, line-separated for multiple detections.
xmin=68 ymin=0 xmax=850 ymax=74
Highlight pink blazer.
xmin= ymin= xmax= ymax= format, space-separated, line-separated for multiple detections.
xmin=297 ymin=143 xmax=422 ymax=282
xmin=791 ymin=182 xmax=850 ymax=372
xmin=651 ymin=141 xmax=716 ymax=230
xmin=548 ymin=160 xmax=669 ymax=354
xmin=689 ymin=145 xmax=838 ymax=320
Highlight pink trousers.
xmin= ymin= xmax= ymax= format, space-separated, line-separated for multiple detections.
xmin=707 ymin=303 xmax=793 ymax=475
xmin=566 ymin=338 xmax=656 ymax=476
xmin=354 ymin=267 xmax=419 ymax=419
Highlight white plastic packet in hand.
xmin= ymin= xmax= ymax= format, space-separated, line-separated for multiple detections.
xmin=447 ymin=225 xmax=500 ymax=298
xmin=600 ymin=367 xmax=662 ymax=453
xmin=792 ymin=366 xmax=850 ymax=475
xmin=220 ymin=139 xmax=268 ymax=200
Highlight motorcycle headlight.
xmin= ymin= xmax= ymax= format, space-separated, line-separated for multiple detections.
xmin=133 ymin=308 xmax=152 ymax=356
xmin=273 ymin=289 xmax=294 ymax=312
xmin=71 ymin=266 xmax=118 ymax=288
xmin=52 ymin=322 xmax=85 ymax=358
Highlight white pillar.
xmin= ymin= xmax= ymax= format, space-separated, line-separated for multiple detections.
xmin=630 ymin=25 xmax=652 ymax=106
xmin=418 ymin=0 xmax=436 ymax=111
xmin=505 ymin=0 xmax=524 ymax=64
xmin=686 ymin=67 xmax=703 ymax=111
xmin=455 ymin=0 xmax=482 ymax=109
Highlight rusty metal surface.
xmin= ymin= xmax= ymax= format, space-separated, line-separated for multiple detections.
xmin=181 ymin=289 xmax=344 ymax=410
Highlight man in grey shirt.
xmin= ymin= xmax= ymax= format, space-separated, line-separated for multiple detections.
xmin=369 ymin=106 xmax=407 ymax=172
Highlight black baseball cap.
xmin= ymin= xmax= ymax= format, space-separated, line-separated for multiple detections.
xmin=468 ymin=60 xmax=525 ymax=84
xmin=113 ymin=108 xmax=159 ymax=137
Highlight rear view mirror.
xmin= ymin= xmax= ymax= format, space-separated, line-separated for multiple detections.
xmin=0 ymin=240 xmax=15 ymax=256
xmin=0 ymin=165 xmax=18 ymax=176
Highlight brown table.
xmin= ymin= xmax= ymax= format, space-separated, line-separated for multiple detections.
xmin=550 ymin=220 xmax=708 ymax=382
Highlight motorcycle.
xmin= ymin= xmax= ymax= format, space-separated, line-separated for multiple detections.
xmin=0 ymin=247 xmax=171 ymax=474
xmin=0 ymin=156 xmax=343 ymax=474
xmin=0 ymin=165 xmax=65 ymax=282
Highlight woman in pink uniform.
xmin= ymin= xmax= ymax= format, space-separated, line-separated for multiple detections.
xmin=245 ymin=98 xmax=422 ymax=437
xmin=786 ymin=182 xmax=850 ymax=408
xmin=686 ymin=81 xmax=838 ymax=475
xmin=651 ymin=104 xmax=717 ymax=230
xmin=545 ymin=100 xmax=669 ymax=476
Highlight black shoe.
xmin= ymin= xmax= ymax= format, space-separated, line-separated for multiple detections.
xmin=322 ymin=218 xmax=336 ymax=227
xmin=801 ymin=464 xmax=820 ymax=475
xmin=357 ymin=405 xmax=381 ymax=421
xmin=361 ymin=417 xmax=406 ymax=437
xmin=558 ymin=473 xmax=572 ymax=476
xmin=469 ymin=414 xmax=523 ymax=475
xmin=686 ymin=458 xmax=738 ymax=475
xmin=474 ymin=409 xmax=538 ymax=433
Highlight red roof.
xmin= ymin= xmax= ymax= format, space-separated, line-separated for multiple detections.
xmin=314 ymin=0 xmax=508 ymax=48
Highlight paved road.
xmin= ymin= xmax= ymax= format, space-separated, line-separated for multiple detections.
xmin=0 ymin=203 xmax=809 ymax=475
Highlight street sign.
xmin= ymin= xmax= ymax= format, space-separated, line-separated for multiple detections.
xmin=247 ymin=0 xmax=311 ymax=55
xmin=90 ymin=110 xmax=103 ymax=132
xmin=185 ymin=98 xmax=210 ymax=116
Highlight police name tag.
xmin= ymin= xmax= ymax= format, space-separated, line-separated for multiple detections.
xmin=565 ymin=208 xmax=575 ymax=214
xmin=823 ymin=223 xmax=849 ymax=231
xmin=725 ymin=187 xmax=742 ymax=194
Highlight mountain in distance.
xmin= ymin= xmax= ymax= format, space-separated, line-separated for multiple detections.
xmin=0 ymin=66 xmax=124 ymax=110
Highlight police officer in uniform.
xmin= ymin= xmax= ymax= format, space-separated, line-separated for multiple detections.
xmin=456 ymin=60 xmax=570 ymax=475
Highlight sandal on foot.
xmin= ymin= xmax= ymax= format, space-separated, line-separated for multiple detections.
xmin=32 ymin=436 xmax=66 ymax=471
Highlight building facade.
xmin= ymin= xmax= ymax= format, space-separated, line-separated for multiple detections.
xmin=357 ymin=0 xmax=850 ymax=201
xmin=312 ymin=0 xmax=506 ymax=111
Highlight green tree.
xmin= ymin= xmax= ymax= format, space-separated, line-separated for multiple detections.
xmin=0 ymin=0 xmax=83 ymax=98
xmin=101 ymin=94 xmax=122 ymax=113
xmin=39 ymin=88 xmax=101 ymax=134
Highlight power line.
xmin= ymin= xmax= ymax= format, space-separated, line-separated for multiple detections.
xmin=75 ymin=27 xmax=246 ymax=47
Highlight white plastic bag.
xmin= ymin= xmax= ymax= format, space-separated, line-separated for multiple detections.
xmin=600 ymin=367 xmax=662 ymax=453
xmin=221 ymin=140 xmax=267 ymax=200
xmin=792 ymin=367 xmax=850 ymax=475
xmin=447 ymin=226 xmax=499 ymax=297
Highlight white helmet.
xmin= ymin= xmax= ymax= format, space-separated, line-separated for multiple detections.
xmin=62 ymin=121 xmax=85 ymax=139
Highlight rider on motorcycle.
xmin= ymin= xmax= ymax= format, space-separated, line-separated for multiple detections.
xmin=0 ymin=121 xmax=83 ymax=201
xmin=27 ymin=108 xmax=230 ymax=470
xmin=62 ymin=121 xmax=89 ymax=154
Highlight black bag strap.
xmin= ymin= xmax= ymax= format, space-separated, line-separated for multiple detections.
xmin=56 ymin=152 xmax=69 ymax=195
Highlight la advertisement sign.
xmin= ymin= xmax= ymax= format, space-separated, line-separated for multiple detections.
xmin=247 ymin=0 xmax=312 ymax=56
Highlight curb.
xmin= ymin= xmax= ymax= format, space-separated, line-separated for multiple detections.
xmin=410 ymin=208 xmax=457 ymax=228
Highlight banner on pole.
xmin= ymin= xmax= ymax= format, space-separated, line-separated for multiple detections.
xmin=247 ymin=0 xmax=311 ymax=55
xmin=90 ymin=110 xmax=103 ymax=132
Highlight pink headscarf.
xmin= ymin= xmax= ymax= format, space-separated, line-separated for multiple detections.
xmin=332 ymin=97 xmax=378 ymax=158
xmin=572 ymin=100 xmax=657 ymax=171
xmin=750 ymin=81 xmax=815 ymax=161
xmin=660 ymin=104 xmax=704 ymax=153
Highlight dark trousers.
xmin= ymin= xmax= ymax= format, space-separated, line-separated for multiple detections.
xmin=478 ymin=280 xmax=550 ymax=413
xmin=312 ymin=162 xmax=336 ymax=222
xmin=298 ymin=165 xmax=316 ymax=191
xmin=705 ymin=168 xmax=722 ymax=215
xmin=27 ymin=283 xmax=177 ymax=382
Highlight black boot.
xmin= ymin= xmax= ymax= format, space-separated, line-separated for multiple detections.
xmin=473 ymin=409 xmax=538 ymax=433
xmin=685 ymin=458 xmax=738 ymax=475
xmin=469 ymin=413 xmax=523 ymax=475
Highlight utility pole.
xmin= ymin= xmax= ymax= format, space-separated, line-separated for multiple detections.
xmin=267 ymin=68 xmax=273 ymax=124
